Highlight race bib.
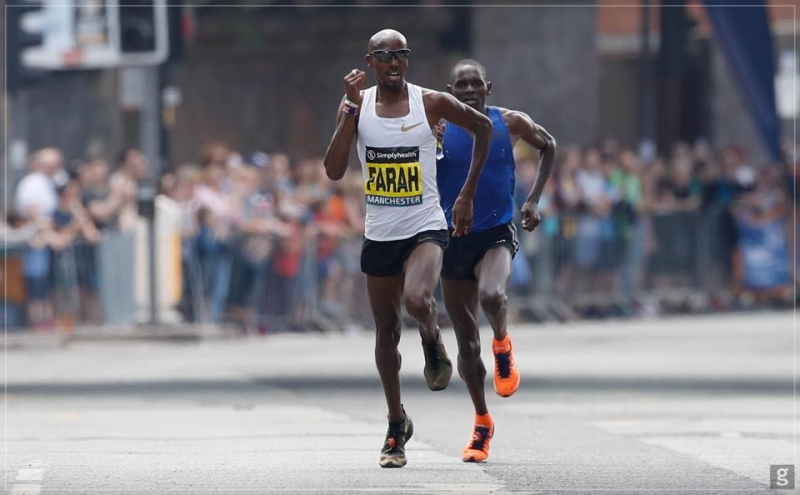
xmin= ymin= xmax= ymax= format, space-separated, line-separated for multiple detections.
xmin=364 ymin=146 xmax=423 ymax=207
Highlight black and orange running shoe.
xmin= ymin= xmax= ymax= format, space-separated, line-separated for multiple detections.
xmin=422 ymin=333 xmax=453 ymax=391
xmin=461 ymin=413 xmax=494 ymax=463
xmin=493 ymin=335 xmax=520 ymax=397
xmin=379 ymin=406 xmax=414 ymax=468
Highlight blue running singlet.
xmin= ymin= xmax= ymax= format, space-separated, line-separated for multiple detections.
xmin=436 ymin=106 xmax=516 ymax=232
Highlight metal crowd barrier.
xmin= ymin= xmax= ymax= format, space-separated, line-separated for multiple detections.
xmin=2 ymin=224 xmax=371 ymax=333
xmin=507 ymin=202 xmax=789 ymax=322
xmin=4 ymin=204 xmax=791 ymax=332
xmin=181 ymin=229 xmax=370 ymax=334
xmin=2 ymin=231 xmax=142 ymax=331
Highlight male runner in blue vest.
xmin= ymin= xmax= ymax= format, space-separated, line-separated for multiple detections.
xmin=437 ymin=59 xmax=557 ymax=463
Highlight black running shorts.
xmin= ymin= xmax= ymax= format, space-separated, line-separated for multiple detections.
xmin=361 ymin=229 xmax=449 ymax=277
xmin=441 ymin=223 xmax=519 ymax=281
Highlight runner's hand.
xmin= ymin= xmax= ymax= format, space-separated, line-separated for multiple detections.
xmin=521 ymin=200 xmax=541 ymax=231
xmin=451 ymin=194 xmax=473 ymax=237
xmin=344 ymin=69 xmax=366 ymax=105
xmin=435 ymin=119 xmax=446 ymax=142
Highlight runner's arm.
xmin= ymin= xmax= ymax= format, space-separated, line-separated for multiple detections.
xmin=323 ymin=95 xmax=359 ymax=181
xmin=324 ymin=69 xmax=367 ymax=181
xmin=508 ymin=110 xmax=557 ymax=205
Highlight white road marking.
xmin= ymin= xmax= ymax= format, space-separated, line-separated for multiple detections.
xmin=11 ymin=460 xmax=46 ymax=495
xmin=10 ymin=484 xmax=42 ymax=495
xmin=14 ymin=469 xmax=45 ymax=481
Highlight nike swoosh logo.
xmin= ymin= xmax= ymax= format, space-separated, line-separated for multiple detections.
xmin=400 ymin=122 xmax=424 ymax=132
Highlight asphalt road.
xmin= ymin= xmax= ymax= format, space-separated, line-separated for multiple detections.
xmin=3 ymin=311 xmax=797 ymax=494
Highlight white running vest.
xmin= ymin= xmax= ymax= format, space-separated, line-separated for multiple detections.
xmin=357 ymin=83 xmax=447 ymax=241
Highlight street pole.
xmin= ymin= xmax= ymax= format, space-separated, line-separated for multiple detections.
xmin=140 ymin=64 xmax=160 ymax=326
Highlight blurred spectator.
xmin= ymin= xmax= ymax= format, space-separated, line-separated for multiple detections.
xmin=164 ymin=164 xmax=203 ymax=323
xmin=110 ymin=148 xmax=148 ymax=231
xmin=3 ymin=210 xmax=41 ymax=247
xmin=51 ymin=175 xmax=101 ymax=326
xmin=574 ymin=148 xmax=619 ymax=293
xmin=554 ymin=147 xmax=582 ymax=296
xmin=15 ymin=148 xmax=66 ymax=329
xmin=170 ymin=165 xmax=202 ymax=239
xmin=227 ymin=164 xmax=289 ymax=332
xmin=314 ymin=178 xmax=361 ymax=323
xmin=600 ymin=136 xmax=621 ymax=165
xmin=195 ymin=155 xmax=234 ymax=323
xmin=15 ymin=148 xmax=64 ymax=219
xmin=294 ymin=158 xmax=327 ymax=208
xmin=610 ymin=150 xmax=645 ymax=292
xmin=670 ymin=141 xmax=693 ymax=165
xmin=201 ymin=141 xmax=231 ymax=169
xmin=655 ymin=156 xmax=701 ymax=212
xmin=649 ymin=156 xmax=701 ymax=290
xmin=2 ymin=210 xmax=43 ymax=328
xmin=52 ymin=173 xmax=100 ymax=249
xmin=82 ymin=157 xmax=127 ymax=231
xmin=712 ymin=145 xmax=756 ymax=206
xmin=266 ymin=198 xmax=314 ymax=329
xmin=267 ymin=152 xmax=296 ymax=198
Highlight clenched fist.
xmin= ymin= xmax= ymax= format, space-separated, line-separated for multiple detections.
xmin=521 ymin=200 xmax=541 ymax=231
xmin=344 ymin=69 xmax=367 ymax=105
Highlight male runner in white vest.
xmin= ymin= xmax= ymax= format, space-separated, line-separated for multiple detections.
xmin=323 ymin=29 xmax=492 ymax=468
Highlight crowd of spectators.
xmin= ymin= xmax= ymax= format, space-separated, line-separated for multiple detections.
xmin=512 ymin=137 xmax=795 ymax=317
xmin=2 ymin=136 xmax=796 ymax=330
xmin=161 ymin=142 xmax=369 ymax=332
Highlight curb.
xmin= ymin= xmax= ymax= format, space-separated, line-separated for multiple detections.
xmin=4 ymin=324 xmax=239 ymax=349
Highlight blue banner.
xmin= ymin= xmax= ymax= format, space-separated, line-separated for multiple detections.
xmin=735 ymin=217 xmax=790 ymax=289
xmin=704 ymin=0 xmax=782 ymax=161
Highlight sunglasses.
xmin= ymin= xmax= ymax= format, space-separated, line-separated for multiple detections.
xmin=370 ymin=49 xmax=411 ymax=63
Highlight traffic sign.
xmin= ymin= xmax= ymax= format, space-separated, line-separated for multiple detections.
xmin=16 ymin=0 xmax=169 ymax=70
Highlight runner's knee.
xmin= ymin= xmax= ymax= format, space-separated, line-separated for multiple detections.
xmin=375 ymin=324 xmax=401 ymax=352
xmin=374 ymin=315 xmax=401 ymax=350
xmin=403 ymin=290 xmax=433 ymax=321
xmin=479 ymin=289 xmax=506 ymax=316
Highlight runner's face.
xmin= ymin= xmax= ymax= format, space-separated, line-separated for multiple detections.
xmin=449 ymin=66 xmax=490 ymax=111
xmin=367 ymin=38 xmax=409 ymax=89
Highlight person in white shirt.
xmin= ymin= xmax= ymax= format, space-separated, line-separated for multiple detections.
xmin=14 ymin=148 xmax=66 ymax=328
xmin=15 ymin=147 xmax=64 ymax=219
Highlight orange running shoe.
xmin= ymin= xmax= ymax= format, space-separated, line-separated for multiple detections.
xmin=492 ymin=335 xmax=520 ymax=397
xmin=461 ymin=413 xmax=494 ymax=462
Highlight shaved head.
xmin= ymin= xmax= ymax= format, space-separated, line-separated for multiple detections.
xmin=451 ymin=59 xmax=487 ymax=81
xmin=368 ymin=29 xmax=407 ymax=52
